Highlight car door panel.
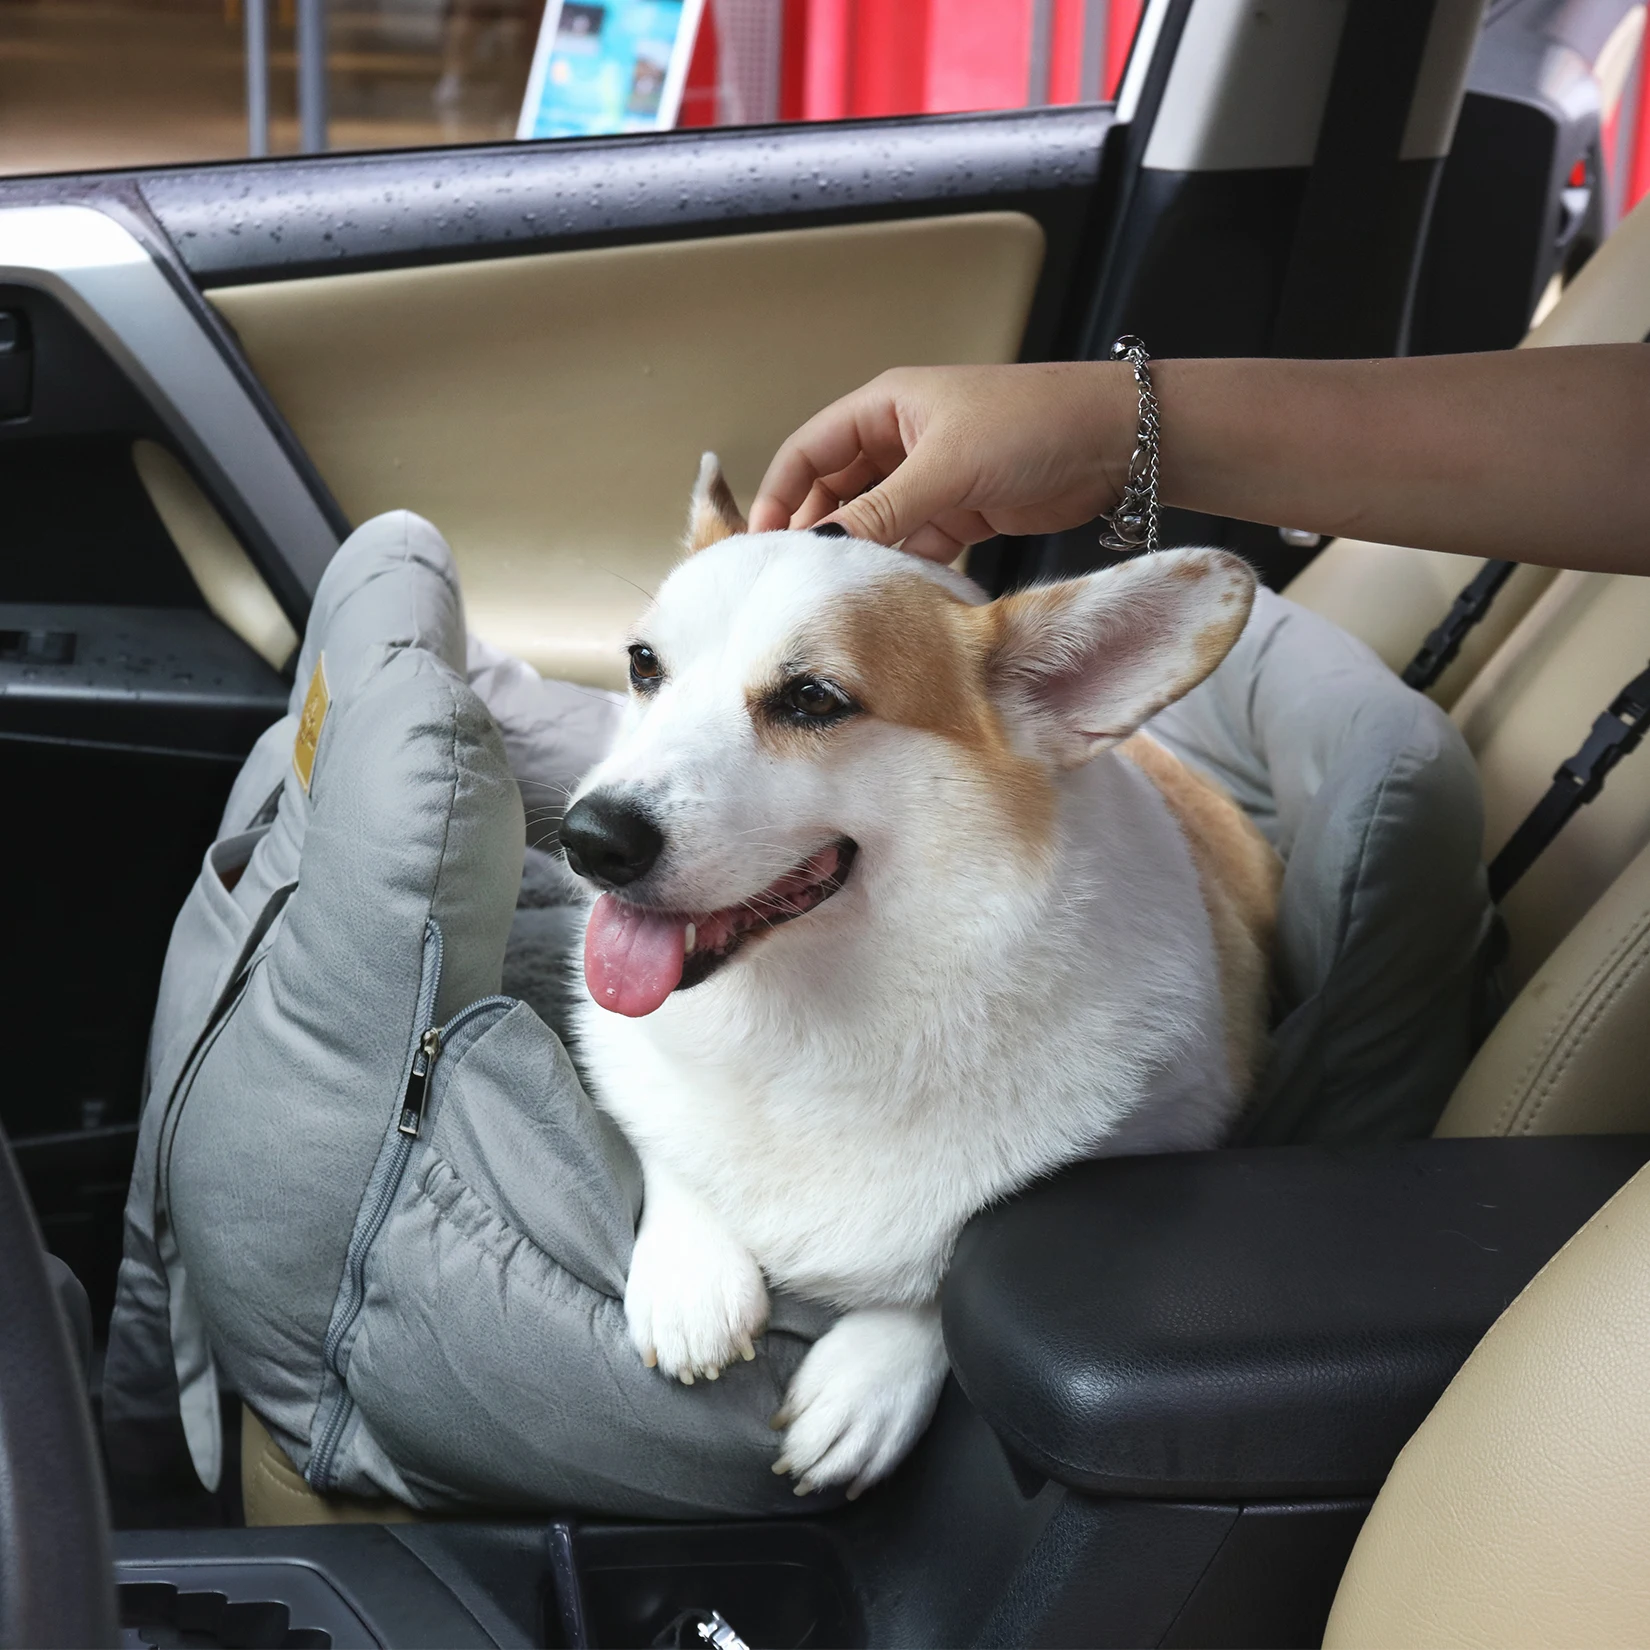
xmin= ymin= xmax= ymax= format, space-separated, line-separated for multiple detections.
xmin=141 ymin=108 xmax=1114 ymax=678
xmin=211 ymin=210 xmax=1045 ymax=685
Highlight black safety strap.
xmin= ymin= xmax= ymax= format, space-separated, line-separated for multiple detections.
xmin=1401 ymin=559 xmax=1516 ymax=691
xmin=1488 ymin=662 xmax=1650 ymax=903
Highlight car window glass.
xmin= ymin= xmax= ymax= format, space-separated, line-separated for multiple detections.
xmin=0 ymin=0 xmax=1144 ymax=177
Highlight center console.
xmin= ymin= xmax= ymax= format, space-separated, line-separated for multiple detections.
xmin=113 ymin=1136 xmax=1650 ymax=1649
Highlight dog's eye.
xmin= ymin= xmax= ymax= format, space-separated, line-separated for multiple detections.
xmin=628 ymin=644 xmax=663 ymax=689
xmin=781 ymin=675 xmax=853 ymax=722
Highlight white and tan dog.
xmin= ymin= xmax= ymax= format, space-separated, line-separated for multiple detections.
xmin=562 ymin=457 xmax=1279 ymax=1498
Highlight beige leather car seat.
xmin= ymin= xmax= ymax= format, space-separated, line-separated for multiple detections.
xmin=1285 ymin=189 xmax=1650 ymax=709
xmin=240 ymin=1408 xmax=419 ymax=1526
xmin=1448 ymin=571 xmax=1650 ymax=988
xmin=1324 ymin=1158 xmax=1650 ymax=1648
xmin=1409 ymin=559 xmax=1650 ymax=1138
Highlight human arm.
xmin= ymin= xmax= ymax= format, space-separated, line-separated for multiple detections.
xmin=747 ymin=346 xmax=1650 ymax=573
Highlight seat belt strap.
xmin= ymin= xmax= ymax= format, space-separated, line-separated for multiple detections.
xmin=1487 ymin=661 xmax=1650 ymax=903
xmin=1401 ymin=559 xmax=1516 ymax=691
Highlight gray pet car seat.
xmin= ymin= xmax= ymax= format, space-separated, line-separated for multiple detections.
xmin=103 ymin=515 xmax=1493 ymax=1514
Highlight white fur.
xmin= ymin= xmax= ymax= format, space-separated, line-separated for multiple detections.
xmin=570 ymin=530 xmax=1256 ymax=1497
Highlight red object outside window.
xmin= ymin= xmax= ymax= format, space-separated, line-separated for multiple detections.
xmin=679 ymin=2 xmax=720 ymax=128
xmin=768 ymin=0 xmax=1144 ymax=125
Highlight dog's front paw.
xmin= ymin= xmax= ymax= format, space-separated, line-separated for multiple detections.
xmin=625 ymin=1205 xmax=769 ymax=1384
xmin=774 ymin=1305 xmax=947 ymax=1498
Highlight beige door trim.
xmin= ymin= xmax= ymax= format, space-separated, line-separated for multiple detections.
xmin=211 ymin=212 xmax=1047 ymax=686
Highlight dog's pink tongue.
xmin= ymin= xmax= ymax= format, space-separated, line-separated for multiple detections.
xmin=585 ymin=894 xmax=686 ymax=1017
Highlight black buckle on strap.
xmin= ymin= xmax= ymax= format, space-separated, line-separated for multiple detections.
xmin=1487 ymin=662 xmax=1650 ymax=904
xmin=1401 ymin=560 xmax=1516 ymax=692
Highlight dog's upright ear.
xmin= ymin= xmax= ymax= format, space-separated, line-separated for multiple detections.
xmin=685 ymin=452 xmax=748 ymax=552
xmin=983 ymin=547 xmax=1255 ymax=769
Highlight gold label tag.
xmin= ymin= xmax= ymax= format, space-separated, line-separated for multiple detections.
xmin=292 ymin=654 xmax=329 ymax=793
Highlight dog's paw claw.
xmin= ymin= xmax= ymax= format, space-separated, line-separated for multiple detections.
xmin=774 ymin=1309 xmax=946 ymax=1496
xmin=624 ymin=1210 xmax=769 ymax=1384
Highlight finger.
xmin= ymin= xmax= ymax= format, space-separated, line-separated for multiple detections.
xmin=792 ymin=460 xmax=886 ymax=531
xmin=819 ymin=454 xmax=886 ymax=511
xmin=747 ymin=488 xmax=797 ymax=533
xmin=899 ymin=521 xmax=973 ymax=563
xmin=790 ymin=479 xmax=842 ymax=531
xmin=830 ymin=448 xmax=966 ymax=550
xmin=750 ymin=389 xmax=908 ymax=532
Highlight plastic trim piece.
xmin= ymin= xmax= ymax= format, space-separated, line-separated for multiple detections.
xmin=0 ymin=205 xmax=340 ymax=614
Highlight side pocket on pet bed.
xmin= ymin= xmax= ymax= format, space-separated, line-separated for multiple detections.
xmin=333 ymin=997 xmax=831 ymax=1521
xmin=306 ymin=917 xmax=518 ymax=1493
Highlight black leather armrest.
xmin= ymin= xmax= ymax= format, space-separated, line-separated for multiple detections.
xmin=942 ymin=1138 xmax=1650 ymax=1500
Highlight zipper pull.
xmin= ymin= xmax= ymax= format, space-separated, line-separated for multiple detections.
xmin=397 ymin=1027 xmax=443 ymax=1138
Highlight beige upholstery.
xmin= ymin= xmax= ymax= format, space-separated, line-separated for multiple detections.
xmin=1285 ymin=188 xmax=1650 ymax=707
xmin=1283 ymin=544 xmax=1552 ymax=708
xmin=1325 ymin=1161 xmax=1650 ymax=1648
xmin=1449 ymin=570 xmax=1650 ymax=994
xmin=1438 ymin=836 xmax=1650 ymax=1138
xmin=1521 ymin=175 xmax=1650 ymax=350
xmin=132 ymin=440 xmax=298 ymax=672
xmin=241 ymin=1408 xmax=420 ymax=1526
xmin=210 ymin=213 xmax=1045 ymax=688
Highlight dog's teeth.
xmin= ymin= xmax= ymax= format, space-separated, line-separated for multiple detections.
xmin=684 ymin=922 xmax=697 ymax=955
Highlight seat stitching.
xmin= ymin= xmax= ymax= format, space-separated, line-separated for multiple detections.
xmin=1512 ymin=914 xmax=1650 ymax=1133
xmin=1487 ymin=908 xmax=1650 ymax=1134
xmin=252 ymin=1446 xmax=314 ymax=1517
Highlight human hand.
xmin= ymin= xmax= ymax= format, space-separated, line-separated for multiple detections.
xmin=748 ymin=361 xmax=1140 ymax=562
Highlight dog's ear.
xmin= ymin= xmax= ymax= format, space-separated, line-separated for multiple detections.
xmin=685 ymin=452 xmax=748 ymax=551
xmin=983 ymin=548 xmax=1255 ymax=769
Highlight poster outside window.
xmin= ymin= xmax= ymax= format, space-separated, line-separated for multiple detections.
xmin=517 ymin=0 xmax=707 ymax=141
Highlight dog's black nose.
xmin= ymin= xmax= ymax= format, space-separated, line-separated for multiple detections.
xmin=811 ymin=521 xmax=849 ymax=538
xmin=561 ymin=793 xmax=664 ymax=887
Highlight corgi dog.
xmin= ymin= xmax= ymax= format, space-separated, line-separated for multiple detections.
xmin=561 ymin=456 xmax=1280 ymax=1498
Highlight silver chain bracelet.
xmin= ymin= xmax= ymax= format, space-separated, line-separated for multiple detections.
xmin=1097 ymin=334 xmax=1161 ymax=553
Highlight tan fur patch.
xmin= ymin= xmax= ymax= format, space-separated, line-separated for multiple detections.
xmin=763 ymin=574 xmax=1058 ymax=855
xmin=1120 ymin=733 xmax=1281 ymax=1097
xmin=1179 ymin=609 xmax=1252 ymax=702
xmin=686 ymin=462 xmax=747 ymax=551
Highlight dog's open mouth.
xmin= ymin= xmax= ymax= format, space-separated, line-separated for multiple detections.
xmin=584 ymin=839 xmax=858 ymax=1017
